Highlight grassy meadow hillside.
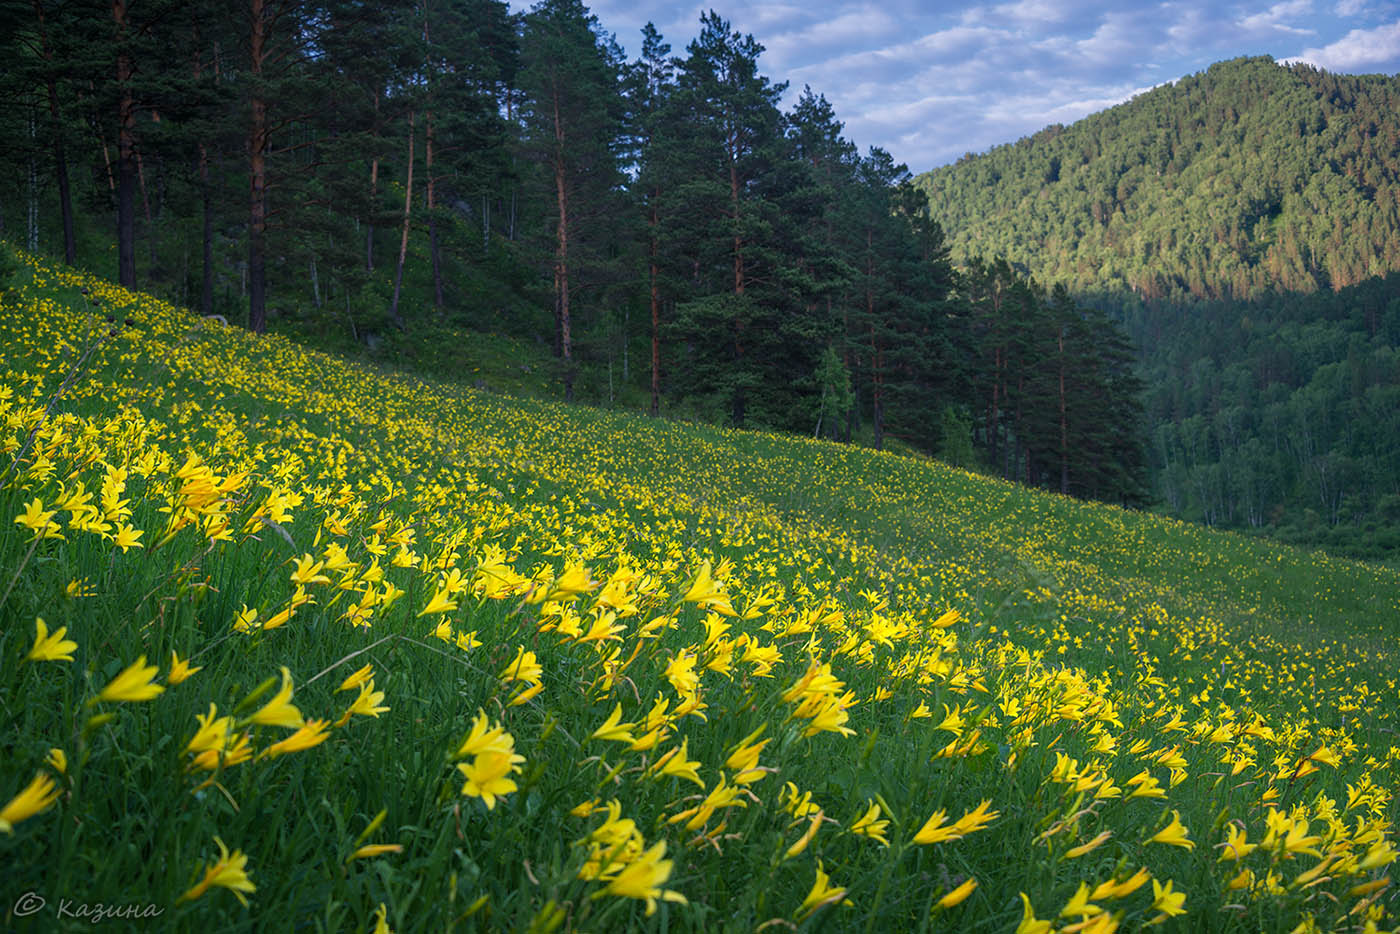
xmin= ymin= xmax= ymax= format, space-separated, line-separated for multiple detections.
xmin=2 ymin=247 xmax=1399 ymax=931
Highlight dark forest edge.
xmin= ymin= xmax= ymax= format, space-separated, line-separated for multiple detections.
xmin=918 ymin=56 xmax=1400 ymax=561
xmin=4 ymin=5 xmax=1397 ymax=556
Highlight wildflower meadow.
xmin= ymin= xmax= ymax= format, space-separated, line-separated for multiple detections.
xmin=2 ymin=248 xmax=1399 ymax=931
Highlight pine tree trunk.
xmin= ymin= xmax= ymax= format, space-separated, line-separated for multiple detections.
xmin=649 ymin=197 xmax=660 ymax=417
xmin=867 ymin=236 xmax=883 ymax=451
xmin=136 ymin=144 xmax=155 ymax=266
xmin=389 ymin=110 xmax=415 ymax=329
xmin=367 ymin=91 xmax=379 ymax=273
xmin=1058 ymin=324 xmax=1069 ymax=494
xmin=989 ymin=346 xmax=1001 ymax=468
xmin=729 ymin=130 xmax=743 ymax=295
xmin=199 ymin=144 xmax=213 ymax=316
xmin=550 ymin=83 xmax=573 ymax=402
xmin=113 ymin=0 xmax=137 ymax=288
xmin=729 ymin=129 xmax=745 ymax=424
xmin=192 ymin=37 xmax=214 ymax=317
xmin=34 ymin=1 xmax=75 ymax=264
xmin=27 ymin=114 xmax=39 ymax=252
xmin=426 ymin=111 xmax=443 ymax=311
xmin=841 ymin=302 xmax=854 ymax=443
xmin=248 ymin=0 xmax=268 ymax=333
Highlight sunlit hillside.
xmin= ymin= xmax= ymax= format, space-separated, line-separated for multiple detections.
xmin=2 ymin=247 xmax=1398 ymax=932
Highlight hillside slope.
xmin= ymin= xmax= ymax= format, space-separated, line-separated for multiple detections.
xmin=2 ymin=251 xmax=1399 ymax=931
xmin=915 ymin=57 xmax=1400 ymax=301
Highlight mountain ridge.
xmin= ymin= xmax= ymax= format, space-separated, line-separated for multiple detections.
xmin=915 ymin=56 xmax=1400 ymax=302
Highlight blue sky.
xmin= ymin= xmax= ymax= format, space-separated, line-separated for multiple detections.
xmin=523 ymin=0 xmax=1400 ymax=170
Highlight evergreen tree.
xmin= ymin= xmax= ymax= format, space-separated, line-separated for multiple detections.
xmin=624 ymin=22 xmax=677 ymax=417
xmin=518 ymin=0 xmax=626 ymax=400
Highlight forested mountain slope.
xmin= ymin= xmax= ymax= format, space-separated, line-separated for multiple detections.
xmin=915 ymin=57 xmax=1400 ymax=301
xmin=1135 ymin=273 xmax=1400 ymax=556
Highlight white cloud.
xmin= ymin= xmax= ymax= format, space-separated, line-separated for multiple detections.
xmin=510 ymin=0 xmax=1400 ymax=170
xmin=1238 ymin=0 xmax=1316 ymax=36
xmin=762 ymin=6 xmax=899 ymax=69
xmin=962 ymin=0 xmax=1078 ymax=25
xmin=1285 ymin=19 xmax=1400 ymax=69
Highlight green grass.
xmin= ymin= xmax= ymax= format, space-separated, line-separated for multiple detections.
xmin=1 ymin=244 xmax=1399 ymax=932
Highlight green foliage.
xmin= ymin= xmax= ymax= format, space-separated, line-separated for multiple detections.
xmin=0 ymin=242 xmax=17 ymax=295
xmin=5 ymin=247 xmax=1400 ymax=933
xmin=0 ymin=0 xmax=1152 ymax=517
xmin=813 ymin=345 xmax=854 ymax=439
xmin=1127 ymin=272 xmax=1400 ymax=558
xmin=937 ymin=405 xmax=977 ymax=470
xmin=916 ymin=57 xmax=1400 ymax=302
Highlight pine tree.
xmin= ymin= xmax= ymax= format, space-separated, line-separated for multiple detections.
xmin=518 ymin=0 xmax=626 ymax=400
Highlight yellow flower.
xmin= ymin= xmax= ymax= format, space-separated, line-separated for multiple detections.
xmin=337 ymin=663 xmax=374 ymax=692
xmin=782 ymin=782 xmax=821 ymax=819
xmin=178 ymin=837 xmax=256 ymax=907
xmin=507 ymin=680 xmax=544 ymax=707
xmin=457 ymin=749 xmax=524 ymax=809
xmin=533 ymin=562 xmax=596 ymax=603
xmin=1016 ymin=893 xmax=1053 ymax=934
xmin=1125 ymin=770 xmax=1166 ymax=799
xmin=950 ymin=799 xmax=1000 ymax=837
xmin=370 ymin=903 xmax=393 ymax=934
xmin=454 ymin=710 xmax=513 ymax=759
xmin=1218 ymin=823 xmax=1256 ymax=861
xmin=15 ymin=497 xmax=63 ymax=540
xmin=1359 ymin=840 xmax=1397 ymax=871
xmin=186 ymin=704 xmax=232 ymax=756
xmin=850 ymin=801 xmax=890 ymax=846
xmin=596 ymin=840 xmax=687 ymax=916
xmin=793 ymin=861 xmax=848 ymax=922
xmin=679 ymin=560 xmax=735 ymax=615
xmin=930 ymin=608 xmax=961 ymax=628
xmin=167 ymin=650 xmax=202 ymax=685
xmin=499 ymin=646 xmax=543 ymax=685
xmin=1306 ymin=744 xmax=1340 ymax=768
xmin=417 ymin=587 xmax=457 ymax=616
xmin=111 ymin=523 xmax=144 ymax=551
xmin=647 ymin=738 xmax=704 ymax=787
xmin=1060 ymin=882 xmax=1101 ymax=918
xmin=335 ymin=680 xmax=389 ymax=727
xmin=1090 ymin=867 xmax=1151 ymax=900
xmin=912 ymin=808 xmax=955 ymax=845
xmin=0 ymin=771 xmax=63 ymax=834
xmin=1146 ymin=810 xmax=1194 ymax=850
xmin=349 ymin=843 xmax=404 ymax=861
xmin=1065 ymin=830 xmax=1113 ymax=858
xmin=249 ymin=667 xmax=302 ymax=728
xmin=289 ymin=553 xmax=331 ymax=586
xmin=259 ymin=719 xmax=331 ymax=758
xmin=190 ymin=732 xmax=254 ymax=773
xmin=97 ymin=655 xmax=164 ymax=703
xmin=25 ymin=617 xmax=77 ymax=663
xmin=936 ymin=877 xmax=977 ymax=909
xmin=590 ymin=703 xmax=637 ymax=744
xmin=1226 ymin=867 xmax=1254 ymax=891
xmin=44 ymin=748 xmax=67 ymax=775
xmin=232 ymin=605 xmax=260 ymax=633
xmin=784 ymin=810 xmax=824 ymax=860
xmin=724 ymin=727 xmax=770 ymax=784
xmin=1146 ymin=878 xmax=1186 ymax=924
xmin=912 ymin=799 xmax=999 ymax=845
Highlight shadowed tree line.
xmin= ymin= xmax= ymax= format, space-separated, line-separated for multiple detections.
xmin=0 ymin=0 xmax=1150 ymax=507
